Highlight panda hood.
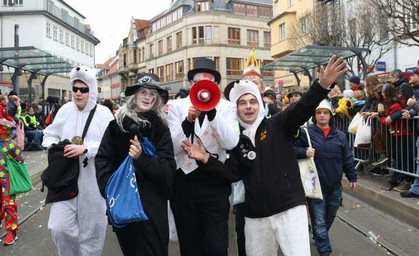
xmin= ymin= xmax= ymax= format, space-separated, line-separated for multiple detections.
xmin=70 ymin=66 xmax=98 ymax=112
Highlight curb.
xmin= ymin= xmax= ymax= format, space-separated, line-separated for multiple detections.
xmin=342 ymin=179 xmax=419 ymax=228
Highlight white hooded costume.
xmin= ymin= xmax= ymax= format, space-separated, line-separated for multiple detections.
xmin=42 ymin=66 xmax=114 ymax=256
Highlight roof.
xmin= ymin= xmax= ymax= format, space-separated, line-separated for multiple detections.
xmin=0 ymin=46 xmax=73 ymax=76
xmin=96 ymin=56 xmax=117 ymax=70
xmin=263 ymin=45 xmax=370 ymax=73
xmin=58 ymin=0 xmax=86 ymax=19
xmin=134 ymin=19 xmax=151 ymax=39
xmin=234 ymin=0 xmax=272 ymax=6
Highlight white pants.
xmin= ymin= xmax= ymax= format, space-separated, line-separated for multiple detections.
xmin=245 ymin=205 xmax=311 ymax=256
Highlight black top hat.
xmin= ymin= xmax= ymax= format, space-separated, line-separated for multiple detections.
xmin=187 ymin=58 xmax=221 ymax=84
xmin=125 ymin=73 xmax=169 ymax=103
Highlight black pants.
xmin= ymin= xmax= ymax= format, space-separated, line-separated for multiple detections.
xmin=114 ymin=220 xmax=167 ymax=256
xmin=234 ymin=203 xmax=247 ymax=256
xmin=171 ymin=172 xmax=230 ymax=256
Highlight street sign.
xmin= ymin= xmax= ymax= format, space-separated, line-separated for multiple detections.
xmin=376 ymin=61 xmax=386 ymax=72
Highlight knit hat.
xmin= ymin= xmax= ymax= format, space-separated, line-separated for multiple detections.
xmin=315 ymin=99 xmax=335 ymax=115
xmin=0 ymin=119 xmax=16 ymax=138
xmin=242 ymin=48 xmax=262 ymax=78
xmin=349 ymin=76 xmax=360 ymax=85
xmin=286 ymin=86 xmax=303 ymax=98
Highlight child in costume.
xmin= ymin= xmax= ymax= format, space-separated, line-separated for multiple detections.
xmin=0 ymin=119 xmax=23 ymax=246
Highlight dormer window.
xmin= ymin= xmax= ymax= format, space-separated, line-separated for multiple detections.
xmin=196 ymin=0 xmax=210 ymax=12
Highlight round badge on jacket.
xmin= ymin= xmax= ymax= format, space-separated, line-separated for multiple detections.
xmin=247 ymin=151 xmax=256 ymax=160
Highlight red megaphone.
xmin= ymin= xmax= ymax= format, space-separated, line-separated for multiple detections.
xmin=190 ymin=80 xmax=221 ymax=111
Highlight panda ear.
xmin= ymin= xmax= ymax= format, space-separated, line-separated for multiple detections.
xmin=76 ymin=67 xmax=80 ymax=71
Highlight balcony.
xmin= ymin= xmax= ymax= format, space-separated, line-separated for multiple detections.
xmin=45 ymin=1 xmax=96 ymax=40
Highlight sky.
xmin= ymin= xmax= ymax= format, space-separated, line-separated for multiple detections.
xmin=66 ymin=0 xmax=171 ymax=64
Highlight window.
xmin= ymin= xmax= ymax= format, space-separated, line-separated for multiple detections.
xmin=71 ymin=34 xmax=75 ymax=49
xmin=161 ymin=17 xmax=166 ymax=28
xmin=175 ymin=60 xmax=184 ymax=79
xmin=177 ymin=7 xmax=183 ymax=18
xmin=157 ymin=66 xmax=165 ymax=82
xmin=279 ymin=23 xmax=286 ymax=41
xmin=192 ymin=26 xmax=205 ymax=44
xmin=247 ymin=5 xmax=257 ymax=17
xmin=205 ymin=26 xmax=212 ymax=44
xmin=234 ymin=3 xmax=245 ymax=15
xmin=46 ymin=22 xmax=51 ymax=37
xmin=226 ymin=58 xmax=242 ymax=76
xmin=133 ymin=49 xmax=137 ymax=63
xmin=2 ymin=0 xmax=22 ymax=6
xmin=300 ymin=15 xmax=309 ymax=35
xmin=53 ymin=25 xmax=58 ymax=41
xmin=85 ymin=42 xmax=89 ymax=55
xmin=158 ymin=40 xmax=163 ymax=55
xmin=90 ymin=44 xmax=93 ymax=57
xmin=289 ymin=0 xmax=293 ymax=6
xmin=59 ymin=29 xmax=64 ymax=44
xmin=196 ymin=0 xmax=210 ymax=12
xmin=167 ymin=14 xmax=173 ymax=25
xmin=263 ymin=31 xmax=271 ymax=47
xmin=167 ymin=36 xmax=172 ymax=52
xmin=149 ymin=68 xmax=154 ymax=74
xmin=176 ymin=32 xmax=182 ymax=49
xmin=228 ymin=27 xmax=240 ymax=45
xmin=247 ymin=30 xmax=259 ymax=47
xmin=81 ymin=40 xmax=85 ymax=53
xmin=76 ymin=37 xmax=80 ymax=51
xmin=259 ymin=7 xmax=271 ymax=18
xmin=263 ymin=60 xmax=274 ymax=79
xmin=275 ymin=1 xmax=279 ymax=16
xmin=150 ymin=43 xmax=154 ymax=58
xmin=123 ymin=54 xmax=127 ymax=67
xmin=142 ymin=47 xmax=145 ymax=61
xmin=65 ymin=31 xmax=69 ymax=46
xmin=166 ymin=64 xmax=174 ymax=81
xmin=214 ymin=57 xmax=220 ymax=72
xmin=173 ymin=10 xmax=178 ymax=21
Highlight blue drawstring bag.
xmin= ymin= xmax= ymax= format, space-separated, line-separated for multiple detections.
xmin=105 ymin=156 xmax=148 ymax=228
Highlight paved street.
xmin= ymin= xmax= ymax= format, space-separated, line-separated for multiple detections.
xmin=1 ymin=182 xmax=418 ymax=255
xmin=1 ymin=151 xmax=418 ymax=255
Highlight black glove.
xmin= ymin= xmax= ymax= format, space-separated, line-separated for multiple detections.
xmin=203 ymin=108 xmax=217 ymax=122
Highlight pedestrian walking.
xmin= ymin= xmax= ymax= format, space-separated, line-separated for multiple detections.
xmin=42 ymin=66 xmax=114 ymax=256
xmin=167 ymin=58 xmax=239 ymax=256
xmin=295 ymin=99 xmax=357 ymax=256
xmin=0 ymin=120 xmax=23 ymax=246
xmin=182 ymin=56 xmax=347 ymax=256
xmin=96 ymin=73 xmax=176 ymax=256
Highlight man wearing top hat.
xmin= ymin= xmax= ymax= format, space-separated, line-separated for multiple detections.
xmin=167 ymin=58 xmax=239 ymax=256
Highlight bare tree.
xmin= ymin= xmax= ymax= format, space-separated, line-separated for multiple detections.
xmin=365 ymin=0 xmax=419 ymax=47
xmin=288 ymin=1 xmax=393 ymax=78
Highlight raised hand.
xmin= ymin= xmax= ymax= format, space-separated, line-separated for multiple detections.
xmin=181 ymin=139 xmax=209 ymax=163
xmin=318 ymin=55 xmax=348 ymax=88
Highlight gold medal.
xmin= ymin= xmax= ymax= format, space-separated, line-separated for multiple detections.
xmin=71 ymin=136 xmax=83 ymax=145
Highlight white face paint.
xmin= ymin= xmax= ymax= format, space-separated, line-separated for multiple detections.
xmin=135 ymin=88 xmax=158 ymax=112
xmin=192 ymin=72 xmax=215 ymax=84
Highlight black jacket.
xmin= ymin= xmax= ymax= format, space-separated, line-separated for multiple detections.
xmin=95 ymin=112 xmax=176 ymax=240
xmin=198 ymin=80 xmax=329 ymax=218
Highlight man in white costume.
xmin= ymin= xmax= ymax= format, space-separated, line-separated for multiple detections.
xmin=42 ymin=66 xmax=114 ymax=256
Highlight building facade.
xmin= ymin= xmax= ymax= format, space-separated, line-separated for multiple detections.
xmin=0 ymin=0 xmax=99 ymax=100
xmin=118 ymin=0 xmax=274 ymax=97
xmin=97 ymin=55 xmax=120 ymax=101
xmin=268 ymin=0 xmax=315 ymax=88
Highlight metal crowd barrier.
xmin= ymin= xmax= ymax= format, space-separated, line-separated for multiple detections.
xmin=334 ymin=114 xmax=419 ymax=179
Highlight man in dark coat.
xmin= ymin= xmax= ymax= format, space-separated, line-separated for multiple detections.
xmin=390 ymin=69 xmax=414 ymax=101
xmin=181 ymin=56 xmax=347 ymax=256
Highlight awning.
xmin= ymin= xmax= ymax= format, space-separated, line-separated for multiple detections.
xmin=0 ymin=46 xmax=73 ymax=75
xmin=262 ymin=45 xmax=369 ymax=74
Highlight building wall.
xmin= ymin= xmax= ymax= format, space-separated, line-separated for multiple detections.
xmin=0 ymin=0 xmax=98 ymax=99
xmin=269 ymin=0 xmax=314 ymax=88
xmin=145 ymin=11 xmax=274 ymax=94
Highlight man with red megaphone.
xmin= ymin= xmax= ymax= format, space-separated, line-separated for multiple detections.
xmin=167 ymin=58 xmax=239 ymax=256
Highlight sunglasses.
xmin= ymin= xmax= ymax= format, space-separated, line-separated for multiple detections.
xmin=72 ymin=86 xmax=89 ymax=93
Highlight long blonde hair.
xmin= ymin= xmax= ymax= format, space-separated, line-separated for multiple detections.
xmin=115 ymin=89 xmax=166 ymax=132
